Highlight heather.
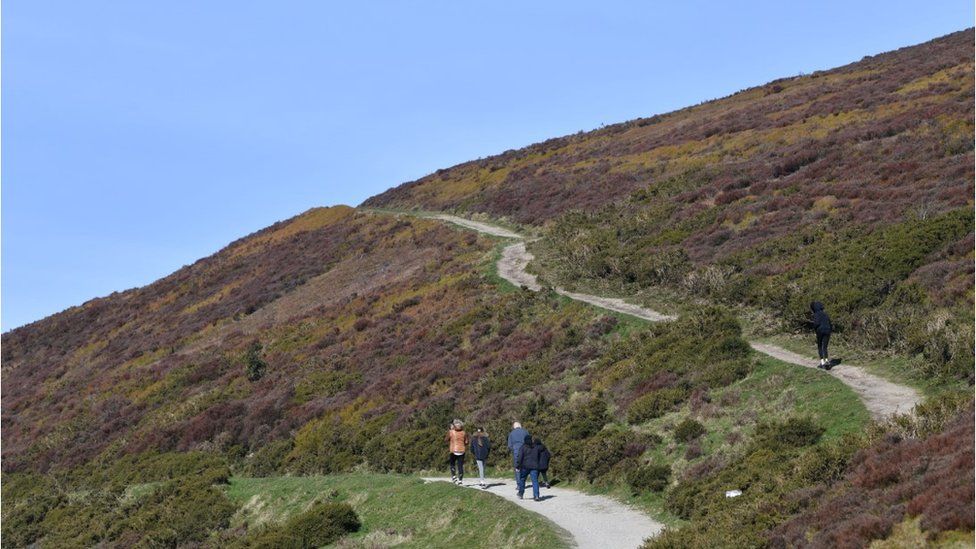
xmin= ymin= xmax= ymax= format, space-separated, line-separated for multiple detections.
xmin=3 ymin=30 xmax=974 ymax=548
xmin=366 ymin=31 xmax=972 ymax=232
xmin=1 ymin=207 xmax=870 ymax=546
xmin=644 ymin=393 xmax=973 ymax=548
xmin=536 ymin=202 xmax=974 ymax=381
xmin=365 ymin=30 xmax=975 ymax=382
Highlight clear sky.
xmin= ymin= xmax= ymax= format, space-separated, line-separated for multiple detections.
xmin=3 ymin=1 xmax=973 ymax=330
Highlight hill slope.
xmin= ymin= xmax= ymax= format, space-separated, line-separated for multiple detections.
xmin=2 ymin=30 xmax=973 ymax=549
xmin=366 ymin=30 xmax=975 ymax=381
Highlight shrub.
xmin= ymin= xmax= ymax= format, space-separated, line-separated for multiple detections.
xmin=242 ymin=529 xmax=304 ymax=549
xmin=244 ymin=439 xmax=294 ymax=477
xmin=753 ymin=417 xmax=824 ymax=450
xmin=107 ymin=478 xmax=237 ymax=546
xmin=353 ymin=318 xmax=370 ymax=331
xmin=243 ymin=341 xmax=267 ymax=381
xmin=1 ymin=474 xmax=65 ymax=547
xmin=628 ymin=388 xmax=688 ymax=424
xmin=284 ymin=501 xmax=360 ymax=546
xmin=364 ymin=427 xmax=444 ymax=473
xmin=674 ymin=418 xmax=706 ymax=442
xmin=627 ymin=464 xmax=671 ymax=493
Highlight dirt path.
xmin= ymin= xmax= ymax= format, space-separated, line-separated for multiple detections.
xmin=432 ymin=214 xmax=523 ymax=238
xmin=428 ymin=214 xmax=923 ymax=419
xmin=750 ymin=343 xmax=921 ymax=419
xmin=423 ymin=477 xmax=663 ymax=548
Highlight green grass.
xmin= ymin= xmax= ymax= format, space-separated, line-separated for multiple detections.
xmin=225 ymin=474 xmax=569 ymax=548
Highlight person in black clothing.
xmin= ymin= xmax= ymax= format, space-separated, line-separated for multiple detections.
xmin=470 ymin=428 xmax=491 ymax=489
xmin=516 ymin=434 xmax=543 ymax=501
xmin=810 ymin=301 xmax=833 ymax=368
xmin=534 ymin=437 xmax=552 ymax=489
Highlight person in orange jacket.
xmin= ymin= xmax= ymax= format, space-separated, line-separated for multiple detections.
xmin=446 ymin=419 xmax=471 ymax=485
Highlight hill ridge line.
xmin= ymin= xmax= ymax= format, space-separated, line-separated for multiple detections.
xmin=413 ymin=212 xmax=922 ymax=420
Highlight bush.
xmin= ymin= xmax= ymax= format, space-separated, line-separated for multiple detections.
xmin=753 ymin=417 xmax=824 ymax=450
xmin=98 ymin=478 xmax=237 ymax=547
xmin=1 ymin=474 xmax=65 ymax=547
xmin=243 ymin=341 xmax=267 ymax=381
xmin=242 ymin=529 xmax=304 ymax=549
xmin=244 ymin=439 xmax=294 ymax=477
xmin=364 ymin=427 xmax=444 ymax=473
xmin=674 ymin=418 xmax=706 ymax=442
xmin=285 ymin=501 xmax=360 ymax=546
xmin=627 ymin=464 xmax=671 ymax=493
xmin=628 ymin=388 xmax=688 ymax=424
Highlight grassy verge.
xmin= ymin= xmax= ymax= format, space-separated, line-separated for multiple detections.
xmin=226 ymin=474 xmax=569 ymax=548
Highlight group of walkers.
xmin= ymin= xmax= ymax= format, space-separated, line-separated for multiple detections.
xmin=441 ymin=303 xmax=834 ymax=502
xmin=445 ymin=419 xmax=552 ymax=501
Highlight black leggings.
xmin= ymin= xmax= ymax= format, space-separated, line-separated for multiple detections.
xmin=817 ymin=332 xmax=831 ymax=360
xmin=449 ymin=453 xmax=465 ymax=479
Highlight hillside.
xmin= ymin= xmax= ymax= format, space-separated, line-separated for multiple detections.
xmin=3 ymin=30 xmax=974 ymax=548
xmin=366 ymin=29 xmax=975 ymax=382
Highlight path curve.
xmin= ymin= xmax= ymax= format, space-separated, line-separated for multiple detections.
xmin=749 ymin=343 xmax=920 ymax=418
xmin=423 ymin=477 xmax=662 ymax=548
xmin=431 ymin=214 xmax=922 ymax=419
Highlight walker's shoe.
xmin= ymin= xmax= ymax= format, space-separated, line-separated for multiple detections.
xmin=543 ymin=483 xmax=550 ymax=489
xmin=451 ymin=476 xmax=457 ymax=483
xmin=533 ymin=497 xmax=542 ymax=502
xmin=479 ymin=482 xmax=487 ymax=489
xmin=518 ymin=493 xmax=524 ymax=500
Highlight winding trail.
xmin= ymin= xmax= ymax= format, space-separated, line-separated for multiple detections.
xmin=431 ymin=213 xmax=922 ymax=420
xmin=423 ymin=477 xmax=663 ymax=548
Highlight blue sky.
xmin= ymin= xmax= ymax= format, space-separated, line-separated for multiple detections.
xmin=3 ymin=2 xmax=973 ymax=330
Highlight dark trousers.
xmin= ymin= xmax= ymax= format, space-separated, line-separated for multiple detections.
xmin=449 ymin=453 xmax=465 ymax=480
xmin=518 ymin=469 xmax=540 ymax=499
xmin=817 ymin=332 xmax=831 ymax=359
xmin=539 ymin=469 xmax=549 ymax=486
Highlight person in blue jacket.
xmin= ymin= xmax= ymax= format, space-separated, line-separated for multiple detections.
xmin=508 ymin=422 xmax=530 ymax=487
xmin=810 ymin=301 xmax=833 ymax=368
xmin=470 ymin=428 xmax=491 ymax=488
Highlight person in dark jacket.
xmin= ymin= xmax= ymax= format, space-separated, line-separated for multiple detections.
xmin=471 ymin=428 xmax=491 ymax=489
xmin=534 ymin=437 xmax=552 ymax=489
xmin=810 ymin=301 xmax=833 ymax=368
xmin=516 ymin=434 xmax=543 ymax=501
xmin=507 ymin=422 xmax=530 ymax=487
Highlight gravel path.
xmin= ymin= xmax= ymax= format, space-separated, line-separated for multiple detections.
xmin=431 ymin=214 xmax=523 ymax=238
xmin=428 ymin=214 xmax=922 ymax=419
xmin=423 ymin=477 xmax=663 ymax=548
xmin=749 ymin=343 xmax=922 ymax=419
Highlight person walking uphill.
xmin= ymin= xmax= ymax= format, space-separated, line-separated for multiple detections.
xmin=508 ymin=422 xmax=530 ymax=487
xmin=446 ymin=419 xmax=470 ymax=485
xmin=470 ymin=428 xmax=491 ymax=488
xmin=516 ymin=434 xmax=543 ymax=501
xmin=810 ymin=301 xmax=833 ymax=369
